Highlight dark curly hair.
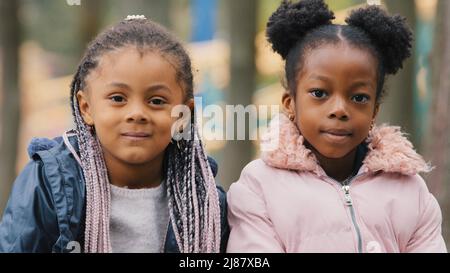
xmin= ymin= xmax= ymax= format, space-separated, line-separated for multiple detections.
xmin=266 ymin=0 xmax=413 ymax=102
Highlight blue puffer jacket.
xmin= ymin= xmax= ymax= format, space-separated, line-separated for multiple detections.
xmin=0 ymin=133 xmax=229 ymax=253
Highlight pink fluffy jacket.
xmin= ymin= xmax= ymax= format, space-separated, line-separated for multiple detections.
xmin=227 ymin=113 xmax=447 ymax=253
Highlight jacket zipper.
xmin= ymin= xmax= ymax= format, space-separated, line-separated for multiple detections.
xmin=342 ymin=183 xmax=363 ymax=253
xmin=328 ymin=173 xmax=364 ymax=253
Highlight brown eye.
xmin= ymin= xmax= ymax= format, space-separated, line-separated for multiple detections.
xmin=309 ymin=89 xmax=328 ymax=99
xmin=149 ymin=98 xmax=166 ymax=106
xmin=110 ymin=95 xmax=125 ymax=103
xmin=352 ymin=94 xmax=370 ymax=104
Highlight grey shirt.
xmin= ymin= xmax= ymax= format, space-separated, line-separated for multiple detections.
xmin=110 ymin=181 xmax=169 ymax=253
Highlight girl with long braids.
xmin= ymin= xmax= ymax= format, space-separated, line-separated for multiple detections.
xmin=227 ymin=0 xmax=446 ymax=252
xmin=0 ymin=15 xmax=229 ymax=253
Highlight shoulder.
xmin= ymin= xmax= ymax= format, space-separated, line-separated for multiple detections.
xmin=231 ymin=159 xmax=293 ymax=193
xmin=7 ymin=160 xmax=51 ymax=201
xmin=17 ymin=135 xmax=85 ymax=216
xmin=372 ymin=172 xmax=436 ymax=210
xmin=0 ymin=159 xmax=61 ymax=252
xmin=407 ymin=174 xmax=430 ymax=193
xmin=375 ymin=172 xmax=430 ymax=194
xmin=16 ymin=133 xmax=83 ymax=195
xmin=227 ymin=159 xmax=284 ymax=207
xmin=3 ymin=135 xmax=85 ymax=252
xmin=24 ymin=135 xmax=83 ymax=195
xmin=241 ymin=158 xmax=287 ymax=179
xmin=406 ymin=174 xmax=438 ymax=210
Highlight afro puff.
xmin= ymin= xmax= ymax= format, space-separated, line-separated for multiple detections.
xmin=346 ymin=5 xmax=413 ymax=75
xmin=266 ymin=0 xmax=335 ymax=60
xmin=265 ymin=0 xmax=414 ymax=99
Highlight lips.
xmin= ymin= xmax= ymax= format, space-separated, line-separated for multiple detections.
xmin=121 ymin=132 xmax=151 ymax=140
xmin=320 ymin=129 xmax=353 ymax=143
xmin=321 ymin=129 xmax=352 ymax=136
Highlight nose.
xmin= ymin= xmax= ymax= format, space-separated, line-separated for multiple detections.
xmin=125 ymin=102 xmax=149 ymax=123
xmin=328 ymin=96 xmax=349 ymax=121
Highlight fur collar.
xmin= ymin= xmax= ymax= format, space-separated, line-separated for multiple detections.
xmin=260 ymin=114 xmax=431 ymax=176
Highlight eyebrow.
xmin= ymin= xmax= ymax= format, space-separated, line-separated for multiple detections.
xmin=349 ymin=81 xmax=374 ymax=90
xmin=309 ymin=74 xmax=330 ymax=82
xmin=308 ymin=75 xmax=374 ymax=90
xmin=106 ymin=82 xmax=172 ymax=93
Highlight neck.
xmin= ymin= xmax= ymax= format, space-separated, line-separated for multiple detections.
xmin=103 ymin=152 xmax=165 ymax=189
xmin=307 ymin=142 xmax=357 ymax=182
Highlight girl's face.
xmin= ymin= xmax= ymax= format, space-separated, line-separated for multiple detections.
xmin=283 ymin=42 xmax=379 ymax=159
xmin=77 ymin=46 xmax=188 ymax=166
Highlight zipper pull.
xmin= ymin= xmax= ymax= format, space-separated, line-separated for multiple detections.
xmin=342 ymin=185 xmax=353 ymax=206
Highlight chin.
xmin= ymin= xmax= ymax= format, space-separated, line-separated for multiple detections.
xmin=318 ymin=148 xmax=351 ymax=159
xmin=119 ymin=152 xmax=156 ymax=165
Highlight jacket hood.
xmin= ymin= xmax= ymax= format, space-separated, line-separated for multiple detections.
xmin=260 ymin=113 xmax=432 ymax=176
xmin=27 ymin=136 xmax=64 ymax=158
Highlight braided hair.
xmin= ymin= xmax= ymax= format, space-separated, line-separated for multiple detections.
xmin=266 ymin=0 xmax=413 ymax=102
xmin=70 ymin=17 xmax=221 ymax=253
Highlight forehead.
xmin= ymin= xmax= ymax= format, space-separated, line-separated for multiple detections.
xmin=86 ymin=45 xmax=179 ymax=88
xmin=300 ymin=42 xmax=378 ymax=81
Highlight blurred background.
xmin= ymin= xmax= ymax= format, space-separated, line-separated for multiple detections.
xmin=1 ymin=0 xmax=449 ymax=244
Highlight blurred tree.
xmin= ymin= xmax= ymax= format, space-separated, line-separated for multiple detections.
xmin=104 ymin=0 xmax=172 ymax=29
xmin=379 ymin=0 xmax=416 ymax=144
xmin=0 ymin=0 xmax=20 ymax=215
xmin=426 ymin=0 xmax=450 ymax=241
xmin=21 ymin=0 xmax=82 ymax=75
xmin=325 ymin=0 xmax=366 ymax=11
xmin=220 ymin=0 xmax=257 ymax=189
xmin=412 ymin=0 xmax=435 ymax=154
xmin=78 ymin=0 xmax=104 ymax=56
xmin=123 ymin=0 xmax=174 ymax=29
xmin=145 ymin=0 xmax=172 ymax=29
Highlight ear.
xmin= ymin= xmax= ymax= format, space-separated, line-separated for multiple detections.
xmin=281 ymin=92 xmax=296 ymax=120
xmin=76 ymin=90 xmax=94 ymax=126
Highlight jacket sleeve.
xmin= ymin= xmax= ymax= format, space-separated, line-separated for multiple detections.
xmin=405 ymin=187 xmax=447 ymax=253
xmin=226 ymin=169 xmax=284 ymax=253
xmin=0 ymin=160 xmax=59 ymax=253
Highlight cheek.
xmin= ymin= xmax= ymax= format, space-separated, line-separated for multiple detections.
xmin=354 ymin=116 xmax=373 ymax=136
xmin=154 ymin=112 xmax=177 ymax=137
xmin=94 ymin=113 xmax=122 ymax=137
xmin=89 ymin=99 xmax=118 ymax=120
xmin=294 ymin=98 xmax=321 ymax=129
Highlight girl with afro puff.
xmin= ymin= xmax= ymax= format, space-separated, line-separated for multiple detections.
xmin=227 ymin=0 xmax=446 ymax=253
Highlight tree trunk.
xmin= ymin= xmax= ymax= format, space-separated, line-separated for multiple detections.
xmin=145 ymin=0 xmax=171 ymax=29
xmin=425 ymin=0 xmax=450 ymax=242
xmin=381 ymin=0 xmax=416 ymax=144
xmin=220 ymin=0 xmax=257 ymax=189
xmin=0 ymin=0 xmax=20 ymax=215
xmin=78 ymin=0 xmax=104 ymax=55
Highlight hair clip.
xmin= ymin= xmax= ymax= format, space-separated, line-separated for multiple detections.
xmin=367 ymin=0 xmax=381 ymax=5
xmin=125 ymin=15 xmax=147 ymax=21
